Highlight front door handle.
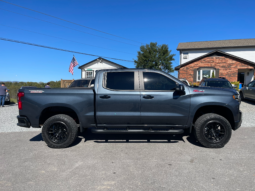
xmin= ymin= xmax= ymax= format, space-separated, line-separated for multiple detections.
xmin=143 ymin=95 xmax=154 ymax=99
xmin=100 ymin=95 xmax=111 ymax=99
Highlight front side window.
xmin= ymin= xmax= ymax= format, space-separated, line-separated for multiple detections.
xmin=86 ymin=71 xmax=93 ymax=78
xmin=197 ymin=68 xmax=215 ymax=81
xmin=106 ymin=72 xmax=134 ymax=90
xmin=143 ymin=72 xmax=177 ymax=91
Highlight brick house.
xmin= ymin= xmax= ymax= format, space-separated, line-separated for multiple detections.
xmin=175 ymin=39 xmax=255 ymax=85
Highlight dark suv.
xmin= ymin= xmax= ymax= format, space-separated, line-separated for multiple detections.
xmin=199 ymin=77 xmax=237 ymax=92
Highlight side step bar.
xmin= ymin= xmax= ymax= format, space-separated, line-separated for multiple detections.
xmin=91 ymin=129 xmax=184 ymax=134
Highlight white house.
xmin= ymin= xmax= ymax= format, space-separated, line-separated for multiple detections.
xmin=175 ymin=38 xmax=255 ymax=84
xmin=78 ymin=57 xmax=127 ymax=79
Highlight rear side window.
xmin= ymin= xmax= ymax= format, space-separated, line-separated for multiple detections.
xmin=106 ymin=72 xmax=134 ymax=90
xmin=143 ymin=72 xmax=177 ymax=91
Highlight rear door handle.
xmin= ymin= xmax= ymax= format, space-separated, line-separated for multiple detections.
xmin=143 ymin=95 xmax=154 ymax=99
xmin=100 ymin=95 xmax=111 ymax=99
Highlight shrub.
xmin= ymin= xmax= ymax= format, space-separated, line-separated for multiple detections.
xmin=211 ymin=71 xmax=215 ymax=78
xmin=231 ymin=81 xmax=240 ymax=91
xmin=189 ymin=82 xmax=200 ymax=87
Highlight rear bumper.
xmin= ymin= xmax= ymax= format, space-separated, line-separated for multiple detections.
xmin=17 ymin=116 xmax=31 ymax=128
xmin=233 ymin=111 xmax=242 ymax=131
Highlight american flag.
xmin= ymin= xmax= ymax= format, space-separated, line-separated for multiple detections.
xmin=69 ymin=56 xmax=79 ymax=75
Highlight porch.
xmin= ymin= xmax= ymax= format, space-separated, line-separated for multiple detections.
xmin=238 ymin=69 xmax=254 ymax=86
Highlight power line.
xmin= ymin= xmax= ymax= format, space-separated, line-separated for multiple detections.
xmin=0 ymin=0 xmax=143 ymax=44
xmin=0 ymin=37 xmax=134 ymax=62
xmin=0 ymin=8 xmax=139 ymax=47
xmin=0 ymin=24 xmax=134 ymax=55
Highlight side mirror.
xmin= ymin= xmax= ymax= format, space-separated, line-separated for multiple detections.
xmin=90 ymin=84 xmax=94 ymax=87
xmin=176 ymin=84 xmax=184 ymax=91
xmin=232 ymin=84 xmax=237 ymax=88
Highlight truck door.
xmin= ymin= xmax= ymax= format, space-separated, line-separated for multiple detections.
xmin=96 ymin=71 xmax=141 ymax=125
xmin=140 ymin=71 xmax=190 ymax=126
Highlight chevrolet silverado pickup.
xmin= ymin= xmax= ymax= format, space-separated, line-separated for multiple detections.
xmin=17 ymin=69 xmax=242 ymax=148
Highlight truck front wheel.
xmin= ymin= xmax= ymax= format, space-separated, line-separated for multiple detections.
xmin=194 ymin=113 xmax=232 ymax=148
xmin=42 ymin=114 xmax=78 ymax=148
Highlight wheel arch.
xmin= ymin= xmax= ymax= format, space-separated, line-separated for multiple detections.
xmin=192 ymin=105 xmax=235 ymax=130
xmin=39 ymin=106 xmax=82 ymax=131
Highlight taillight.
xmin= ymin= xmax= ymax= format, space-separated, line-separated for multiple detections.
xmin=17 ymin=92 xmax=24 ymax=110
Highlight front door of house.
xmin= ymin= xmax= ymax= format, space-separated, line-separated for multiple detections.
xmin=238 ymin=72 xmax=245 ymax=85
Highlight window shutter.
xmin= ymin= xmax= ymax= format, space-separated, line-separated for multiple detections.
xmin=193 ymin=69 xmax=197 ymax=82
xmin=216 ymin=69 xmax=219 ymax=78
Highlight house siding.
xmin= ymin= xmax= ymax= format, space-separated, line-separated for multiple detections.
xmin=179 ymin=54 xmax=254 ymax=83
xmin=181 ymin=47 xmax=255 ymax=64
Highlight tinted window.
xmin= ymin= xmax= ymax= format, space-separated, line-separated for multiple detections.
xmin=248 ymin=81 xmax=255 ymax=87
xmin=205 ymin=81 xmax=232 ymax=88
xmin=106 ymin=72 xmax=134 ymax=90
xmin=69 ymin=80 xmax=90 ymax=87
xmin=143 ymin=72 xmax=177 ymax=90
xmin=90 ymin=79 xmax=95 ymax=85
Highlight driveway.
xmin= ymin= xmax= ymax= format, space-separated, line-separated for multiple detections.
xmin=0 ymin=101 xmax=255 ymax=191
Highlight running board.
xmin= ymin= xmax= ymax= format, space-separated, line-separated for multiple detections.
xmin=91 ymin=129 xmax=184 ymax=134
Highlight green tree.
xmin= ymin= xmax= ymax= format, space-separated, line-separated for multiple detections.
xmin=211 ymin=71 xmax=215 ymax=78
xmin=134 ymin=42 xmax=175 ymax=73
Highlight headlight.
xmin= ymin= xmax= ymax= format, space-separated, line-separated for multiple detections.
xmin=232 ymin=94 xmax=240 ymax=100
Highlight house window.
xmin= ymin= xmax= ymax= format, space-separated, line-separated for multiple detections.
xmin=183 ymin=53 xmax=189 ymax=59
xmin=197 ymin=68 xmax=215 ymax=81
xmin=86 ymin=71 xmax=94 ymax=78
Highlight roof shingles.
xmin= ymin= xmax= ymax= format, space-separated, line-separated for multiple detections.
xmin=177 ymin=38 xmax=255 ymax=50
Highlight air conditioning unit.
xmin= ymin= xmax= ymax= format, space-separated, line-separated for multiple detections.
xmin=183 ymin=53 xmax=188 ymax=59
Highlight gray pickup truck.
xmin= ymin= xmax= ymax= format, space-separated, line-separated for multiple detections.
xmin=17 ymin=69 xmax=242 ymax=148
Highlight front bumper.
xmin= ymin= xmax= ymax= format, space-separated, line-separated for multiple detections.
xmin=17 ymin=116 xmax=31 ymax=128
xmin=233 ymin=111 xmax=242 ymax=131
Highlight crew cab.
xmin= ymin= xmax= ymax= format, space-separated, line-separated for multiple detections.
xmin=17 ymin=69 xmax=242 ymax=148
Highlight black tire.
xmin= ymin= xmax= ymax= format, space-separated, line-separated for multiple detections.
xmin=42 ymin=114 xmax=78 ymax=148
xmin=5 ymin=101 xmax=10 ymax=105
xmin=240 ymin=91 xmax=245 ymax=101
xmin=194 ymin=113 xmax=232 ymax=148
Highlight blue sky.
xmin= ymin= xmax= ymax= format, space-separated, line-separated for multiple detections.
xmin=0 ymin=0 xmax=255 ymax=82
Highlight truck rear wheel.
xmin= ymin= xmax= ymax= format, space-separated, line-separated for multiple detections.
xmin=194 ymin=113 xmax=232 ymax=148
xmin=42 ymin=114 xmax=78 ymax=148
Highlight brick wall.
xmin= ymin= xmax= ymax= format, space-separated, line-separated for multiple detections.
xmin=178 ymin=55 xmax=254 ymax=83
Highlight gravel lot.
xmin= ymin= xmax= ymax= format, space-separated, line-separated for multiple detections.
xmin=0 ymin=100 xmax=254 ymax=133
xmin=0 ymin=127 xmax=255 ymax=191
xmin=0 ymin=104 xmax=39 ymax=133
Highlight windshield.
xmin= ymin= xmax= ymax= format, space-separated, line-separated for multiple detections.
xmin=69 ymin=80 xmax=90 ymax=87
xmin=205 ymin=81 xmax=233 ymax=88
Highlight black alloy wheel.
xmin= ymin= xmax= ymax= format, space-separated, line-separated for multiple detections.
xmin=47 ymin=122 xmax=69 ymax=144
xmin=203 ymin=121 xmax=226 ymax=143
xmin=42 ymin=114 xmax=78 ymax=148
xmin=194 ymin=113 xmax=232 ymax=148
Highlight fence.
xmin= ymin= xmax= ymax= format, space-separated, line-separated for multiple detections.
xmin=61 ymin=79 xmax=74 ymax=88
